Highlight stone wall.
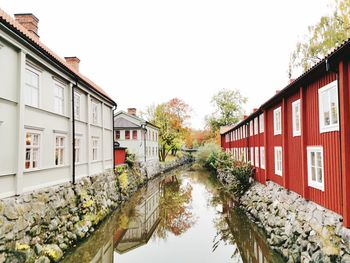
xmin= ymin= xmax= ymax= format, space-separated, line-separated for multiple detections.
xmin=239 ymin=181 xmax=350 ymax=262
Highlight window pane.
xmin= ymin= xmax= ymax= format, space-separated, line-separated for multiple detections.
xmin=322 ymin=92 xmax=330 ymax=126
xmin=26 ymin=134 xmax=31 ymax=145
xmin=55 ymin=149 xmax=59 ymax=165
xmin=311 ymin=152 xmax=315 ymax=166
xmin=330 ymin=88 xmax=338 ymax=125
xmin=60 ymin=149 xmax=64 ymax=164
xmin=311 ymin=166 xmax=316 ymax=181
xmin=317 ymin=168 xmax=323 ymax=183
xmin=33 ymin=149 xmax=38 ymax=168
xmin=317 ymin=152 xmax=322 ymax=167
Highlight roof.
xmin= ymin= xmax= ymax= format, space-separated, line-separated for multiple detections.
xmin=114 ymin=111 xmax=159 ymax=129
xmin=0 ymin=9 xmax=116 ymax=105
xmin=222 ymin=36 xmax=350 ymax=135
xmin=114 ymin=117 xmax=140 ymax=129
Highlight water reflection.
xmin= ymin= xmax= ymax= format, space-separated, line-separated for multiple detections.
xmin=62 ymin=169 xmax=283 ymax=263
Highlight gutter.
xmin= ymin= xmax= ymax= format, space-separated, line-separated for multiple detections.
xmin=112 ymin=103 xmax=118 ymax=169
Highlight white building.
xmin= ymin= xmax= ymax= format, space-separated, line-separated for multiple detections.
xmin=114 ymin=108 xmax=159 ymax=164
xmin=0 ymin=11 xmax=116 ymax=198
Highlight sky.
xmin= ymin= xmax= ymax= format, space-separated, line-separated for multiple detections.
xmin=0 ymin=0 xmax=332 ymax=129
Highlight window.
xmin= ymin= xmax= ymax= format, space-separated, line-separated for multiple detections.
xmin=250 ymin=147 xmax=254 ymax=165
xmin=307 ymin=146 xmax=324 ymax=191
xmin=274 ymin=146 xmax=282 ymax=176
xmin=55 ymin=136 xmax=65 ymax=166
xmin=254 ymin=118 xmax=258 ymax=135
xmin=115 ymin=130 xmax=120 ymax=140
xmin=133 ymin=130 xmax=138 ymax=140
xmin=25 ymin=67 xmax=40 ymax=107
xmin=274 ymin=107 xmax=282 ymax=135
xmin=260 ymin=147 xmax=265 ymax=169
xmin=74 ymin=137 xmax=80 ymax=164
xmin=292 ymin=100 xmax=301 ymax=136
xmin=250 ymin=121 xmax=253 ymax=136
xmin=125 ymin=130 xmax=130 ymax=140
xmin=54 ymin=82 xmax=65 ymax=114
xmin=92 ymin=138 xmax=99 ymax=161
xmin=318 ymin=81 xmax=339 ymax=133
xmin=91 ymin=100 xmax=98 ymax=124
xmin=259 ymin=114 xmax=264 ymax=133
xmin=74 ymin=91 xmax=81 ymax=120
xmin=242 ymin=127 xmax=245 ymax=138
xmin=25 ymin=132 xmax=40 ymax=169
xmin=255 ymin=147 xmax=259 ymax=167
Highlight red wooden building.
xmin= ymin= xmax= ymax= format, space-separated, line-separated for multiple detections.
xmin=221 ymin=39 xmax=350 ymax=227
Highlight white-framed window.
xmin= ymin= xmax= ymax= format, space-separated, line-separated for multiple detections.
xmin=250 ymin=120 xmax=253 ymax=136
xmin=74 ymin=91 xmax=81 ymax=120
xmin=259 ymin=114 xmax=264 ymax=133
xmin=75 ymin=137 xmax=81 ymax=164
xmin=25 ymin=66 xmax=40 ymax=107
xmin=307 ymin=146 xmax=324 ymax=191
xmin=91 ymin=100 xmax=99 ymax=124
xmin=250 ymin=147 xmax=254 ymax=165
xmin=254 ymin=118 xmax=258 ymax=135
xmin=274 ymin=146 xmax=282 ymax=176
xmin=25 ymin=132 xmax=40 ymax=169
xmin=292 ymin=99 xmax=301 ymax=137
xmin=274 ymin=107 xmax=282 ymax=135
xmin=255 ymin=147 xmax=259 ymax=167
xmin=55 ymin=135 xmax=65 ymax=166
xmin=243 ymin=126 xmax=245 ymax=138
xmin=54 ymin=81 xmax=65 ymax=114
xmin=92 ymin=137 xmax=99 ymax=161
xmin=260 ymin=147 xmax=265 ymax=169
xmin=318 ymin=80 xmax=339 ymax=133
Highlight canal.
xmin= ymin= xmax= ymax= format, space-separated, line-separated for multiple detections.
xmin=62 ymin=168 xmax=284 ymax=263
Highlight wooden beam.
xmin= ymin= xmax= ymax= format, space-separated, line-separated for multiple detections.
xmin=300 ymin=86 xmax=309 ymax=200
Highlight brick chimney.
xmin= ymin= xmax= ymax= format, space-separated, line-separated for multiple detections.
xmin=14 ymin=13 xmax=39 ymax=39
xmin=127 ymin=108 xmax=137 ymax=116
xmin=64 ymin=57 xmax=80 ymax=72
xmin=243 ymin=115 xmax=248 ymax=119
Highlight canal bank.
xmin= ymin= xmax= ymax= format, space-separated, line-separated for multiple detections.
xmin=0 ymin=158 xmax=188 ymax=263
xmin=61 ymin=168 xmax=283 ymax=263
xmin=218 ymin=169 xmax=350 ymax=262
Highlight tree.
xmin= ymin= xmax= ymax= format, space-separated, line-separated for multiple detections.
xmin=289 ymin=0 xmax=350 ymax=77
xmin=206 ymin=89 xmax=247 ymax=136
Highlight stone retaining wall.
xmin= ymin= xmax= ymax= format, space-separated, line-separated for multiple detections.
xmin=240 ymin=181 xmax=350 ymax=262
xmin=0 ymin=158 xmax=188 ymax=263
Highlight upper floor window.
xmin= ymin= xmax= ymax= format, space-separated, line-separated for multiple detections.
xmin=259 ymin=114 xmax=264 ymax=133
xmin=274 ymin=107 xmax=282 ymax=135
xmin=254 ymin=118 xmax=258 ymax=135
xmin=250 ymin=121 xmax=253 ymax=136
xmin=274 ymin=146 xmax=282 ymax=176
xmin=250 ymin=147 xmax=254 ymax=165
xmin=318 ymin=80 xmax=339 ymax=133
xmin=55 ymin=136 xmax=65 ymax=166
xmin=92 ymin=138 xmax=99 ymax=161
xmin=115 ymin=130 xmax=120 ymax=140
xmin=133 ymin=130 xmax=138 ymax=140
xmin=307 ymin=146 xmax=324 ymax=191
xmin=292 ymin=99 xmax=301 ymax=137
xmin=74 ymin=137 xmax=81 ymax=164
xmin=54 ymin=82 xmax=65 ymax=115
xmin=25 ymin=67 xmax=40 ymax=107
xmin=91 ymin=100 xmax=99 ymax=124
xmin=74 ymin=91 xmax=81 ymax=120
xmin=260 ymin=147 xmax=265 ymax=169
xmin=125 ymin=130 xmax=130 ymax=140
xmin=25 ymin=132 xmax=40 ymax=169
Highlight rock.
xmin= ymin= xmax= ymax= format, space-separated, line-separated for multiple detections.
xmin=342 ymin=253 xmax=350 ymax=263
xmin=34 ymin=256 xmax=50 ymax=263
xmin=0 ymin=253 xmax=5 ymax=263
xmin=322 ymin=245 xmax=340 ymax=257
xmin=3 ymin=205 xmax=18 ymax=220
xmin=311 ymin=250 xmax=323 ymax=262
xmin=301 ymin=251 xmax=311 ymax=263
xmin=42 ymin=244 xmax=63 ymax=262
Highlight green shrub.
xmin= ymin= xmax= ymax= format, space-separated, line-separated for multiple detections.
xmin=195 ymin=142 xmax=222 ymax=167
xmin=125 ymin=150 xmax=136 ymax=167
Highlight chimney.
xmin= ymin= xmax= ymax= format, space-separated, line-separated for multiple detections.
xmin=127 ymin=108 xmax=137 ymax=116
xmin=14 ymin=13 xmax=39 ymax=38
xmin=243 ymin=115 xmax=248 ymax=119
xmin=64 ymin=57 xmax=80 ymax=72
xmin=253 ymin=108 xmax=258 ymax=112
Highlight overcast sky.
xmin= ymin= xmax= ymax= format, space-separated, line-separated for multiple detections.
xmin=1 ymin=0 xmax=331 ymax=129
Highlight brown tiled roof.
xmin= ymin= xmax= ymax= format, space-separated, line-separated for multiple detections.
xmin=0 ymin=8 xmax=115 ymax=104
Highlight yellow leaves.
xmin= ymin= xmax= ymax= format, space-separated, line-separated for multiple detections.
xmin=119 ymin=172 xmax=129 ymax=191
xmin=15 ymin=242 xmax=30 ymax=251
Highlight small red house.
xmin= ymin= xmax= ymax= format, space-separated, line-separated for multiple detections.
xmin=221 ymin=39 xmax=350 ymax=227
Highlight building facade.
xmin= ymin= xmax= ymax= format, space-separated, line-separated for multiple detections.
xmin=221 ymin=37 xmax=350 ymax=227
xmin=0 ymin=11 xmax=116 ymax=198
xmin=114 ymin=108 xmax=159 ymax=163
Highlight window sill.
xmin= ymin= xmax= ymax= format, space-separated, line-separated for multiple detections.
xmin=292 ymin=132 xmax=301 ymax=137
xmin=24 ymin=164 xmax=70 ymax=173
xmin=275 ymin=171 xmax=282 ymax=176
xmin=320 ymin=125 xmax=339 ymax=134
xmin=274 ymin=131 xmax=282 ymax=136
xmin=25 ymin=105 xmax=70 ymax=119
xmin=308 ymin=182 xmax=324 ymax=192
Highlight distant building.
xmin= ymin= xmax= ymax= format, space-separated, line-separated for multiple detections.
xmin=0 ymin=11 xmax=116 ymax=198
xmin=114 ymin=108 xmax=159 ymax=164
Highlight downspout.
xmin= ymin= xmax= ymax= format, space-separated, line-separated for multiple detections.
xmin=72 ymin=79 xmax=77 ymax=184
xmin=144 ymin=124 xmax=147 ymax=163
xmin=112 ymin=104 xmax=117 ymax=169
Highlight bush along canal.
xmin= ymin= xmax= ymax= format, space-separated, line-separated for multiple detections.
xmin=61 ymin=168 xmax=284 ymax=263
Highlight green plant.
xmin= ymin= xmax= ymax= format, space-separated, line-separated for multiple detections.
xmin=195 ymin=142 xmax=222 ymax=167
xmin=223 ymin=162 xmax=254 ymax=198
xmin=125 ymin=150 xmax=136 ymax=168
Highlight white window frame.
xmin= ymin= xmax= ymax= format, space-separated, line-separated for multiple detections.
xmin=74 ymin=136 xmax=81 ymax=164
xmin=307 ymin=146 xmax=324 ymax=191
xmin=25 ymin=66 xmax=41 ymax=108
xmin=274 ymin=107 xmax=282 ymax=135
xmin=274 ymin=146 xmax=282 ymax=176
xmin=92 ymin=137 xmax=99 ymax=161
xmin=292 ymin=99 xmax=301 ymax=137
xmin=318 ymin=80 xmax=339 ymax=133
xmin=255 ymin=147 xmax=259 ymax=167
xmin=54 ymin=135 xmax=66 ymax=166
xmin=91 ymin=100 xmax=99 ymax=125
xmin=25 ymin=131 xmax=41 ymax=170
xmin=53 ymin=81 xmax=65 ymax=115
xmin=250 ymin=147 xmax=254 ymax=165
xmin=250 ymin=121 xmax=253 ymax=136
xmin=260 ymin=147 xmax=265 ymax=169
xmin=74 ymin=91 xmax=81 ymax=120
xmin=259 ymin=114 xmax=264 ymax=133
xmin=254 ymin=117 xmax=258 ymax=135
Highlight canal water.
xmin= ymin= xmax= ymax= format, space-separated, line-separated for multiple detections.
xmin=62 ymin=168 xmax=284 ymax=263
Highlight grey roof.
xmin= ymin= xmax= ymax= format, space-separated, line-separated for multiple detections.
xmin=114 ymin=117 xmax=140 ymax=128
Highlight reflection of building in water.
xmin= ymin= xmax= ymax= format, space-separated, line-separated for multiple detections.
xmin=114 ymin=179 xmax=161 ymax=254
xmin=88 ymin=238 xmax=114 ymax=263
